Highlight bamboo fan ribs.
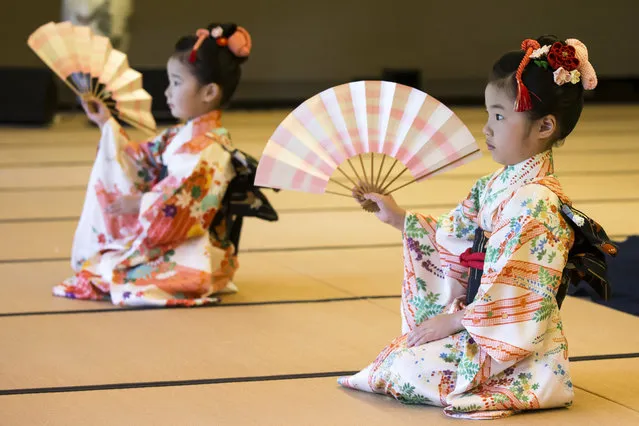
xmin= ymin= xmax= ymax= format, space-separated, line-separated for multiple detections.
xmin=255 ymin=81 xmax=482 ymax=212
xmin=27 ymin=21 xmax=156 ymax=134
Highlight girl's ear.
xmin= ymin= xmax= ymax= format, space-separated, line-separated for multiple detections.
xmin=538 ymin=114 xmax=557 ymax=140
xmin=201 ymin=83 xmax=221 ymax=104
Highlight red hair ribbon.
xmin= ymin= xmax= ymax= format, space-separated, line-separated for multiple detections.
xmin=515 ymin=39 xmax=541 ymax=112
xmin=189 ymin=28 xmax=211 ymax=63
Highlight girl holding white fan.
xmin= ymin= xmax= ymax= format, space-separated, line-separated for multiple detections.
xmin=54 ymin=23 xmax=261 ymax=307
xmin=337 ymin=35 xmax=618 ymax=418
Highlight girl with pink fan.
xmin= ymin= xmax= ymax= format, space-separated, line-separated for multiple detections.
xmin=54 ymin=22 xmax=273 ymax=307
xmin=338 ymin=36 xmax=617 ymax=418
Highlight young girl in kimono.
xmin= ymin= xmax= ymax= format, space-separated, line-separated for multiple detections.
xmin=53 ymin=23 xmax=253 ymax=307
xmin=339 ymin=36 xmax=608 ymax=418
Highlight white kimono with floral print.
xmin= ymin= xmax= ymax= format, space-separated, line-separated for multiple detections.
xmin=54 ymin=111 xmax=239 ymax=307
xmin=339 ymin=150 xmax=575 ymax=419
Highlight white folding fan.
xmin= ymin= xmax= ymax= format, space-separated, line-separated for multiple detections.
xmin=254 ymin=81 xmax=482 ymax=212
xmin=27 ymin=21 xmax=156 ymax=134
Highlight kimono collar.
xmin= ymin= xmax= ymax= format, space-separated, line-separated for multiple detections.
xmin=190 ymin=110 xmax=223 ymax=137
xmin=477 ymin=150 xmax=558 ymax=232
xmin=495 ymin=149 xmax=555 ymax=187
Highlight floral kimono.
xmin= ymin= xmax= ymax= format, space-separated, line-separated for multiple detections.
xmin=339 ymin=150 xmax=583 ymax=419
xmin=53 ymin=110 xmax=239 ymax=307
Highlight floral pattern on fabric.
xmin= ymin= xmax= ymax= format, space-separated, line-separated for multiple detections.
xmin=54 ymin=110 xmax=239 ymax=306
xmin=339 ymin=150 xmax=576 ymax=419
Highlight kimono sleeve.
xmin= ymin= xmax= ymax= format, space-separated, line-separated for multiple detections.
xmin=399 ymin=175 xmax=491 ymax=322
xmin=461 ymin=183 xmax=574 ymax=365
xmin=403 ymin=174 xmax=490 ymax=259
xmin=119 ymin=135 xmax=236 ymax=267
xmin=101 ymin=117 xmax=177 ymax=192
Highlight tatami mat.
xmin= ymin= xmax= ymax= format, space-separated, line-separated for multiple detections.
xmin=0 ymin=203 xmax=635 ymax=261
xmin=0 ymin=254 xmax=353 ymax=314
xmin=571 ymin=358 xmax=639 ymax=411
xmin=1 ymin=174 xmax=637 ymax=222
xmin=0 ymin=106 xmax=637 ymax=424
xmin=2 ymin=296 xmax=637 ymax=392
xmin=0 ymin=379 xmax=636 ymax=426
xmin=2 ymin=150 xmax=639 ymax=191
xmin=368 ymin=297 xmax=639 ymax=357
xmin=0 ymin=300 xmax=400 ymax=390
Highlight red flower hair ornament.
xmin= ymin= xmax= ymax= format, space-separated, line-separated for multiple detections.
xmin=514 ymin=38 xmax=597 ymax=112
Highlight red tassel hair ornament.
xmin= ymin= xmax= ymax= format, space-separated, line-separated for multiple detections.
xmin=515 ymin=39 xmax=541 ymax=112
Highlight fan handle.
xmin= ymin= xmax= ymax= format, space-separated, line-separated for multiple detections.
xmin=352 ymin=181 xmax=383 ymax=213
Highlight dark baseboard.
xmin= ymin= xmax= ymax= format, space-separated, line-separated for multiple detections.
xmin=219 ymin=77 xmax=639 ymax=116
xmin=2 ymin=66 xmax=638 ymax=126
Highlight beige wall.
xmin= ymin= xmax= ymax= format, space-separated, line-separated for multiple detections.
xmin=2 ymin=0 xmax=638 ymax=98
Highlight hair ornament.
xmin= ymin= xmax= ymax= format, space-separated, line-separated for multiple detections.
xmin=188 ymin=24 xmax=252 ymax=63
xmin=527 ymin=38 xmax=597 ymax=90
xmin=514 ymin=39 xmax=540 ymax=112
xmin=189 ymin=28 xmax=211 ymax=63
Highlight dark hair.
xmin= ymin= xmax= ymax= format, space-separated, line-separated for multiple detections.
xmin=174 ymin=23 xmax=249 ymax=107
xmin=489 ymin=35 xmax=585 ymax=142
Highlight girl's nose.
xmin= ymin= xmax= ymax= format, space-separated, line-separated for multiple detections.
xmin=482 ymin=123 xmax=492 ymax=137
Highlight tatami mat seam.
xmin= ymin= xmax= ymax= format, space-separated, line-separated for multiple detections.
xmin=2 ymin=198 xmax=639 ymax=224
xmin=0 ymin=295 xmax=403 ymax=318
xmin=1 ymin=354 xmax=637 ymax=397
xmin=0 ymin=233 xmax=630 ymax=265
xmin=573 ymin=385 xmax=639 ymax=413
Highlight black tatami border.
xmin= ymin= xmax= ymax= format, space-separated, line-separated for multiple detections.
xmin=0 ymin=294 xmax=402 ymax=318
xmin=1 ymin=352 xmax=638 ymax=397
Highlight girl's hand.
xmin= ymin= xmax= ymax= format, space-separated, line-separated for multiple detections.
xmin=360 ymin=193 xmax=406 ymax=231
xmin=81 ymin=98 xmax=112 ymax=129
xmin=406 ymin=310 xmax=465 ymax=348
xmin=105 ymin=195 xmax=142 ymax=215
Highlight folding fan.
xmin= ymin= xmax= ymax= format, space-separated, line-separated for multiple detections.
xmin=254 ymin=81 xmax=482 ymax=212
xmin=27 ymin=21 xmax=156 ymax=134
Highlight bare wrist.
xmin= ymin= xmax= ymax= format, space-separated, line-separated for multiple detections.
xmin=100 ymin=117 xmax=113 ymax=129
xmin=452 ymin=309 xmax=466 ymax=332
xmin=393 ymin=209 xmax=407 ymax=231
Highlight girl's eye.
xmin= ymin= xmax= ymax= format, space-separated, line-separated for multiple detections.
xmin=495 ymin=114 xmax=504 ymax=121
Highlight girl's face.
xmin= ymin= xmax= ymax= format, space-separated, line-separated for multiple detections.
xmin=483 ymin=83 xmax=555 ymax=165
xmin=165 ymin=57 xmax=219 ymax=121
